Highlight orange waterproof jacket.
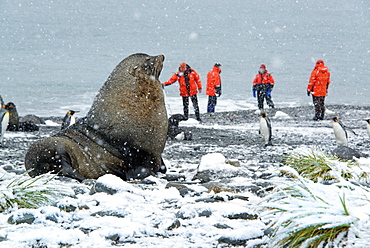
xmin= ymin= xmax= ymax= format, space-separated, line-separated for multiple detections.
xmin=307 ymin=61 xmax=330 ymax=97
xmin=252 ymin=70 xmax=274 ymax=89
xmin=164 ymin=68 xmax=202 ymax=97
xmin=206 ymin=66 xmax=221 ymax=96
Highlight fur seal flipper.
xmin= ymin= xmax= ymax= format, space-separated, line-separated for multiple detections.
xmin=25 ymin=53 xmax=168 ymax=181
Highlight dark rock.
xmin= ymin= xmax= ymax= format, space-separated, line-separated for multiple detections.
xmin=8 ymin=212 xmax=36 ymax=224
xmin=80 ymin=227 xmax=94 ymax=234
xmin=106 ymin=233 xmax=120 ymax=241
xmin=59 ymin=204 xmax=77 ymax=212
xmin=226 ymin=159 xmax=241 ymax=167
xmin=91 ymin=210 xmax=126 ymax=218
xmin=167 ymin=219 xmax=181 ymax=230
xmin=195 ymin=195 xmax=225 ymax=203
xmin=72 ymin=185 xmax=90 ymax=195
xmin=175 ymin=211 xmax=195 ymax=220
xmin=82 ymin=179 xmax=96 ymax=186
xmin=226 ymin=212 xmax=258 ymax=220
xmin=20 ymin=114 xmax=45 ymax=124
xmin=45 ymin=212 xmax=65 ymax=223
xmin=194 ymin=169 xmax=249 ymax=183
xmin=263 ymin=227 xmax=274 ymax=236
xmin=165 ymin=182 xmax=188 ymax=190
xmin=162 ymin=174 xmax=186 ymax=181
xmin=332 ymin=146 xmax=368 ymax=160
xmin=258 ymin=172 xmax=274 ymax=179
xmin=140 ymin=178 xmax=157 ymax=185
xmin=218 ymin=237 xmax=247 ymax=246
xmin=198 ymin=210 xmax=212 ymax=217
xmin=0 ymin=233 xmax=7 ymax=241
xmin=214 ymin=223 xmax=233 ymax=229
xmin=229 ymin=195 xmax=249 ymax=201
xmin=90 ymin=181 xmax=118 ymax=195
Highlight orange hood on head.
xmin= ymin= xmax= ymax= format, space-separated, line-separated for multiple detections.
xmin=179 ymin=62 xmax=187 ymax=72
xmin=213 ymin=66 xmax=221 ymax=73
xmin=314 ymin=60 xmax=324 ymax=69
xmin=316 ymin=60 xmax=324 ymax=65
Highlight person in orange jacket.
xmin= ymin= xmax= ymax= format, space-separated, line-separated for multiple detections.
xmin=252 ymin=64 xmax=275 ymax=110
xmin=163 ymin=62 xmax=202 ymax=121
xmin=307 ymin=60 xmax=331 ymax=121
xmin=206 ymin=63 xmax=222 ymax=113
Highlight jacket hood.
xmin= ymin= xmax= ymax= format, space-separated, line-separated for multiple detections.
xmin=213 ymin=66 xmax=221 ymax=73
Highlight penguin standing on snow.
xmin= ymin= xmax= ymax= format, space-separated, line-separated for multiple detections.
xmin=0 ymin=108 xmax=9 ymax=145
xmin=259 ymin=113 xmax=272 ymax=146
xmin=365 ymin=119 xmax=370 ymax=138
xmin=61 ymin=110 xmax=79 ymax=130
xmin=330 ymin=117 xmax=357 ymax=146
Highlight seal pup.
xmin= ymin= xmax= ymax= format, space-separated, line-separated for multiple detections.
xmin=61 ymin=110 xmax=79 ymax=130
xmin=25 ymin=53 xmax=168 ymax=181
xmin=4 ymin=102 xmax=19 ymax=131
xmin=167 ymin=113 xmax=192 ymax=140
xmin=259 ymin=113 xmax=272 ymax=146
xmin=0 ymin=108 xmax=9 ymax=145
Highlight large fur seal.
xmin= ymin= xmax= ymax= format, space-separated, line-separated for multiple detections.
xmin=25 ymin=53 xmax=168 ymax=181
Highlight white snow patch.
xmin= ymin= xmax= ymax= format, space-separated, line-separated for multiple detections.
xmin=198 ymin=153 xmax=238 ymax=171
xmin=44 ymin=120 xmax=60 ymax=126
xmin=325 ymin=108 xmax=336 ymax=115
xmin=273 ymin=111 xmax=291 ymax=119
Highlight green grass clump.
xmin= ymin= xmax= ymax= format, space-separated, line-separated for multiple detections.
xmin=282 ymin=147 xmax=366 ymax=183
xmin=258 ymin=176 xmax=362 ymax=248
xmin=278 ymin=223 xmax=350 ymax=248
xmin=0 ymin=172 xmax=64 ymax=212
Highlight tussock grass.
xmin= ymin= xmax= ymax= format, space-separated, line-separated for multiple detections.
xmin=257 ymin=147 xmax=370 ymax=247
xmin=257 ymin=175 xmax=364 ymax=247
xmin=282 ymin=147 xmax=369 ymax=184
xmin=0 ymin=172 xmax=65 ymax=212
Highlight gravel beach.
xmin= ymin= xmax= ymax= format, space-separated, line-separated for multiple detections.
xmin=0 ymin=104 xmax=369 ymax=247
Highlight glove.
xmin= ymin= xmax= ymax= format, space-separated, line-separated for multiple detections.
xmin=216 ymin=86 xmax=221 ymax=97
xmin=307 ymin=91 xmax=311 ymax=96
xmin=253 ymin=90 xmax=256 ymax=98
xmin=198 ymin=89 xmax=202 ymax=94
xmin=266 ymin=90 xmax=272 ymax=97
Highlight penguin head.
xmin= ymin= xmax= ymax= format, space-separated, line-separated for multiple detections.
xmin=67 ymin=110 xmax=79 ymax=115
xmin=330 ymin=117 xmax=339 ymax=122
xmin=259 ymin=113 xmax=268 ymax=118
xmin=365 ymin=119 xmax=370 ymax=124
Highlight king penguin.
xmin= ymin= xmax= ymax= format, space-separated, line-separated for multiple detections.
xmin=0 ymin=108 xmax=9 ymax=145
xmin=61 ymin=110 xmax=79 ymax=130
xmin=365 ymin=119 xmax=370 ymax=138
xmin=330 ymin=117 xmax=349 ymax=146
xmin=259 ymin=113 xmax=272 ymax=146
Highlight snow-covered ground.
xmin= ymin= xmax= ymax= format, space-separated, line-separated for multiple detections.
xmin=0 ymin=105 xmax=370 ymax=247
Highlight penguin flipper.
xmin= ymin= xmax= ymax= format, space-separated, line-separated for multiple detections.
xmin=347 ymin=127 xmax=357 ymax=136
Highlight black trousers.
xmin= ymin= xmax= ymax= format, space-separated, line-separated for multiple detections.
xmin=182 ymin=95 xmax=200 ymax=120
xmin=256 ymin=84 xmax=274 ymax=109
xmin=207 ymin=96 xmax=217 ymax=112
xmin=312 ymin=96 xmax=325 ymax=120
